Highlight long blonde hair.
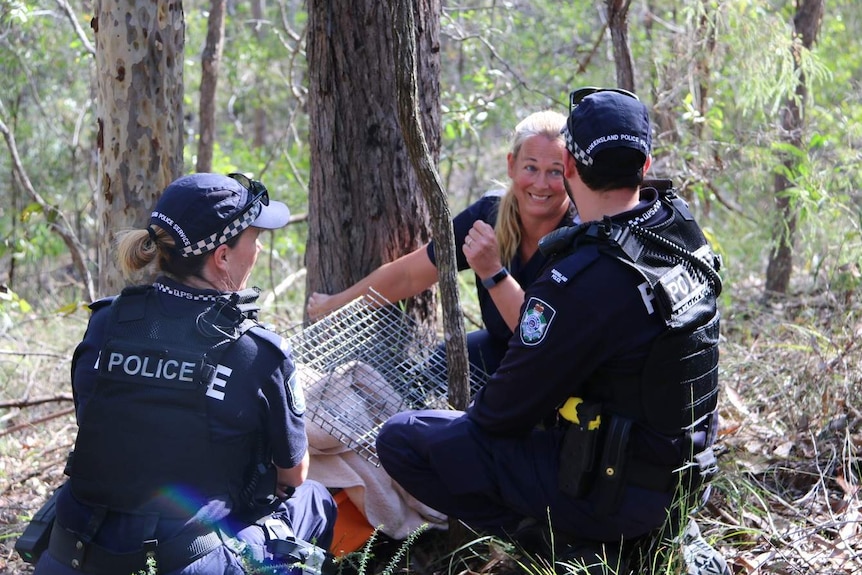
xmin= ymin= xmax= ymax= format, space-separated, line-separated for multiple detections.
xmin=496 ymin=109 xmax=568 ymax=267
xmin=116 ymin=227 xmax=171 ymax=277
xmin=115 ymin=226 xmax=215 ymax=280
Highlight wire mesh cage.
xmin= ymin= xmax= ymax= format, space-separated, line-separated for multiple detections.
xmin=286 ymin=289 xmax=489 ymax=466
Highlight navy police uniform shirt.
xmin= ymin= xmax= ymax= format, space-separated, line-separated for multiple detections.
xmin=468 ymin=185 xmax=675 ymax=453
xmin=71 ymin=276 xmax=307 ymax=469
xmin=377 ymin=186 xmax=685 ymax=542
xmin=426 ymin=191 xmax=577 ymax=343
xmin=55 ymin=276 xmax=307 ymax=551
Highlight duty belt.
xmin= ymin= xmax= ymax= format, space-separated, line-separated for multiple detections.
xmin=47 ymin=521 xmax=223 ymax=575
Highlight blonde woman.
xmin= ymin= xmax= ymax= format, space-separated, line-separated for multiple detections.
xmin=307 ymin=110 xmax=575 ymax=376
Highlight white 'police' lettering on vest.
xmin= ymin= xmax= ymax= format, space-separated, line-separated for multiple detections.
xmin=106 ymin=351 xmax=196 ymax=381
xmin=206 ymin=364 xmax=232 ymax=400
xmin=101 ymin=346 xmax=203 ymax=390
xmin=638 ymin=281 xmax=656 ymax=315
xmin=658 ymin=264 xmax=706 ymax=316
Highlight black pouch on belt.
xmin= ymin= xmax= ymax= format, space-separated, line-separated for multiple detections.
xmin=557 ymin=398 xmax=603 ymax=499
xmin=15 ymin=486 xmax=60 ymax=564
xmin=595 ymin=415 xmax=633 ymax=514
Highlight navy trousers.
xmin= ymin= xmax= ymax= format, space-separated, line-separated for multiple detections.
xmin=34 ymin=480 xmax=336 ymax=575
xmin=376 ymin=409 xmax=672 ymax=542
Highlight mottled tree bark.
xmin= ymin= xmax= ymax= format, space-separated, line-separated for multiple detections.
xmin=93 ymin=0 xmax=185 ymax=295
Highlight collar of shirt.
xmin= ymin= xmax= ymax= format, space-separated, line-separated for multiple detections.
xmin=153 ymin=276 xmax=223 ymax=303
xmin=617 ymin=186 xmax=666 ymax=228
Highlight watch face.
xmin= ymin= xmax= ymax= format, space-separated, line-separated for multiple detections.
xmin=483 ymin=268 xmax=509 ymax=288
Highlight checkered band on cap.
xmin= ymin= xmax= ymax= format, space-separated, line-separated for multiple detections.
xmin=562 ymin=125 xmax=593 ymax=167
xmin=180 ymin=201 xmax=261 ymax=257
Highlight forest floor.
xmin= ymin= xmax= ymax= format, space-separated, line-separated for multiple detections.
xmin=1 ymin=279 xmax=860 ymax=574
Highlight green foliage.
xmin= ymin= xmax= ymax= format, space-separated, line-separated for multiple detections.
xmin=437 ymin=1 xmax=620 ymax=204
xmin=0 ymin=285 xmax=32 ymax=324
xmin=331 ymin=523 xmax=432 ymax=575
xmin=1 ymin=0 xmax=96 ymax=305
xmin=718 ymin=4 xmax=831 ymax=117
xmin=625 ymin=0 xmax=862 ymax=298
xmin=378 ymin=523 xmax=429 ymax=575
xmin=1 ymin=0 xmax=861 ymax=310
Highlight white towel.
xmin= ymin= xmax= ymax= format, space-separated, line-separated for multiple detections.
xmin=299 ymin=362 xmax=448 ymax=539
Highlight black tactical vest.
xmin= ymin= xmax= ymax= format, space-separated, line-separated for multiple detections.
xmin=540 ymin=181 xmax=722 ymax=462
xmin=68 ymin=286 xmax=260 ymax=519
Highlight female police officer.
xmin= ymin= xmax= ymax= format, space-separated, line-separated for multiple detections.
xmin=35 ymin=173 xmax=336 ymax=574
xmin=376 ymin=91 xmax=723 ymax=571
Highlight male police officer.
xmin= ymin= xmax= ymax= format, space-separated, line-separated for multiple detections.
xmin=376 ymin=89 xmax=726 ymax=573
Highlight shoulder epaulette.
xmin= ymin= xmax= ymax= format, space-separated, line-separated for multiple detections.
xmin=88 ymin=296 xmax=116 ymax=312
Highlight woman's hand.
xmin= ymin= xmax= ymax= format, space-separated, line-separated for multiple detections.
xmin=463 ymin=220 xmax=502 ymax=279
xmin=306 ymin=292 xmax=334 ymax=320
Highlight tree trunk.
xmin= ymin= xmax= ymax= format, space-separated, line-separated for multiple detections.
xmin=391 ymin=0 xmax=467 ymax=405
xmin=764 ymin=0 xmax=824 ymax=297
xmin=252 ymin=0 xmax=268 ymax=149
xmin=305 ymin=1 xmax=438 ymax=329
xmin=391 ymin=0 xmax=469 ymax=549
xmin=93 ymin=0 xmax=185 ymax=296
xmin=606 ymin=0 xmax=634 ymax=91
xmin=196 ymin=0 xmax=227 ymax=173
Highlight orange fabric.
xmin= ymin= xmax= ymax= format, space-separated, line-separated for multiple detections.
xmin=329 ymin=490 xmax=375 ymax=557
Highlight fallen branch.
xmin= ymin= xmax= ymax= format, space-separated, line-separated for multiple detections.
xmin=0 ymin=350 xmax=67 ymax=359
xmin=0 ymin=394 xmax=74 ymax=409
xmin=0 ymin=407 xmax=75 ymax=437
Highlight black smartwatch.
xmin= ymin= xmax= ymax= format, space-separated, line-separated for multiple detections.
xmin=481 ymin=267 xmax=509 ymax=289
